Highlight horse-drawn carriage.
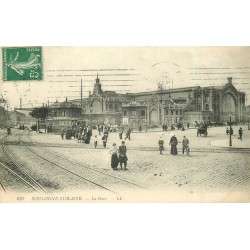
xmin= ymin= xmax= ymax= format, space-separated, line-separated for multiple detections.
xmin=197 ymin=123 xmax=208 ymax=137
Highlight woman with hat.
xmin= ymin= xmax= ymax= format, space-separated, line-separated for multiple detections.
xmin=169 ymin=133 xmax=178 ymax=155
xmin=109 ymin=143 xmax=119 ymax=170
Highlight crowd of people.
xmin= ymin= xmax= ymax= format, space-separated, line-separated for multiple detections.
xmin=58 ymin=123 xmax=193 ymax=171
xmin=60 ymin=126 xmax=93 ymax=143
xmin=56 ymin=122 xmax=245 ymax=171
xmin=59 ymin=125 xmax=131 ymax=170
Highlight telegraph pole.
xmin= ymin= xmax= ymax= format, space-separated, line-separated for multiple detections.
xmin=20 ymin=97 xmax=22 ymax=110
xmin=229 ymin=113 xmax=232 ymax=146
xmin=81 ymin=79 xmax=83 ymax=111
xmin=6 ymin=105 xmax=9 ymax=127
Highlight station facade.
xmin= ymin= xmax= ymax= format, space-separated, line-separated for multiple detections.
xmin=47 ymin=76 xmax=246 ymax=130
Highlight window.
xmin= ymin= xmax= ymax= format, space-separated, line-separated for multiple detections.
xmin=62 ymin=111 xmax=66 ymax=117
xmin=141 ymin=110 xmax=145 ymax=116
xmin=197 ymin=105 xmax=201 ymax=111
xmin=115 ymin=104 xmax=118 ymax=111
xmin=106 ymin=103 xmax=108 ymax=110
xmin=109 ymin=104 xmax=113 ymax=110
xmin=205 ymin=94 xmax=209 ymax=102
xmin=131 ymin=110 xmax=136 ymax=116
xmin=176 ymin=110 xmax=178 ymax=115
xmin=197 ymin=95 xmax=201 ymax=103
xmin=123 ymin=110 xmax=127 ymax=116
xmin=171 ymin=110 xmax=173 ymax=115
xmin=205 ymin=104 xmax=209 ymax=111
xmin=165 ymin=110 xmax=168 ymax=115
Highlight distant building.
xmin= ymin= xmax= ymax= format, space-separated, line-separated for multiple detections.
xmin=0 ymin=106 xmax=8 ymax=128
xmin=47 ymin=98 xmax=82 ymax=132
xmin=71 ymin=74 xmax=133 ymax=125
xmin=126 ymin=77 xmax=245 ymax=127
xmin=8 ymin=110 xmax=26 ymax=127
xmin=121 ymin=101 xmax=147 ymax=130
xmin=52 ymin=76 xmax=246 ymax=130
xmin=8 ymin=109 xmax=37 ymax=127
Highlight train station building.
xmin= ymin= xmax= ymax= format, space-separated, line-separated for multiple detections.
xmin=48 ymin=75 xmax=246 ymax=130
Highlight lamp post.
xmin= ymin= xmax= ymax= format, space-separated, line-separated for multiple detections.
xmin=229 ymin=113 xmax=232 ymax=146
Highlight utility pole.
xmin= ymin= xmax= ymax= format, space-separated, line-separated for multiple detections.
xmin=229 ymin=113 xmax=232 ymax=146
xmin=20 ymin=97 xmax=22 ymax=110
xmin=81 ymin=79 xmax=83 ymax=113
xmin=6 ymin=105 xmax=9 ymax=127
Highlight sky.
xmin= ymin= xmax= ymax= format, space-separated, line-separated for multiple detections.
xmin=1 ymin=46 xmax=250 ymax=109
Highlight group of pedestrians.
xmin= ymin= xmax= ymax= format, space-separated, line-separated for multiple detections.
xmin=60 ymin=126 xmax=93 ymax=143
xmin=118 ymin=127 xmax=131 ymax=140
xmin=158 ymin=134 xmax=190 ymax=156
xmin=226 ymin=126 xmax=244 ymax=141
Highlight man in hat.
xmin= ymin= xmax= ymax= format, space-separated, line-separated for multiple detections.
xmin=238 ymin=127 xmax=243 ymax=141
xmin=158 ymin=135 xmax=164 ymax=155
xmin=119 ymin=141 xmax=128 ymax=170
xmin=182 ymin=135 xmax=189 ymax=156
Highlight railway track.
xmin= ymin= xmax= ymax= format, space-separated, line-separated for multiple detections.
xmin=15 ymin=131 xmax=118 ymax=194
xmin=1 ymin=133 xmax=48 ymax=194
xmin=22 ymin=131 xmax=154 ymax=194
xmin=0 ymin=175 xmax=7 ymax=193
xmin=8 ymin=139 xmax=250 ymax=153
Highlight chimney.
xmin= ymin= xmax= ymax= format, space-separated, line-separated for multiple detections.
xmin=66 ymin=97 xmax=68 ymax=102
xmin=228 ymin=77 xmax=232 ymax=84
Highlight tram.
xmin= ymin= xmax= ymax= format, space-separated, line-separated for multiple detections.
xmin=46 ymin=118 xmax=87 ymax=133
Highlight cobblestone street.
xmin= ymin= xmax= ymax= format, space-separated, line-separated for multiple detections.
xmin=23 ymin=125 xmax=250 ymax=201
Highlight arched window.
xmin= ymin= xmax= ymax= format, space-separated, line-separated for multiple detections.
xmin=197 ymin=95 xmax=201 ymax=103
xmin=205 ymin=94 xmax=209 ymax=102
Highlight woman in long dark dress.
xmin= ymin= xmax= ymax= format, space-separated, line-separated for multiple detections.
xmin=109 ymin=143 xmax=119 ymax=170
xmin=169 ymin=135 xmax=178 ymax=155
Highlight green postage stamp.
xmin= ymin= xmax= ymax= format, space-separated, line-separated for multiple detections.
xmin=2 ymin=46 xmax=43 ymax=81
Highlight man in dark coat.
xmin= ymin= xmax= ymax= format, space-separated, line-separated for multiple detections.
xmin=169 ymin=134 xmax=178 ymax=155
xmin=182 ymin=135 xmax=189 ymax=156
xmin=238 ymin=127 xmax=243 ymax=141
xmin=119 ymin=128 xmax=123 ymax=139
xmin=158 ymin=136 xmax=164 ymax=155
xmin=60 ymin=127 xmax=65 ymax=140
xmin=119 ymin=141 xmax=128 ymax=170
xmin=102 ymin=134 xmax=107 ymax=148
xmin=125 ymin=127 xmax=131 ymax=140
